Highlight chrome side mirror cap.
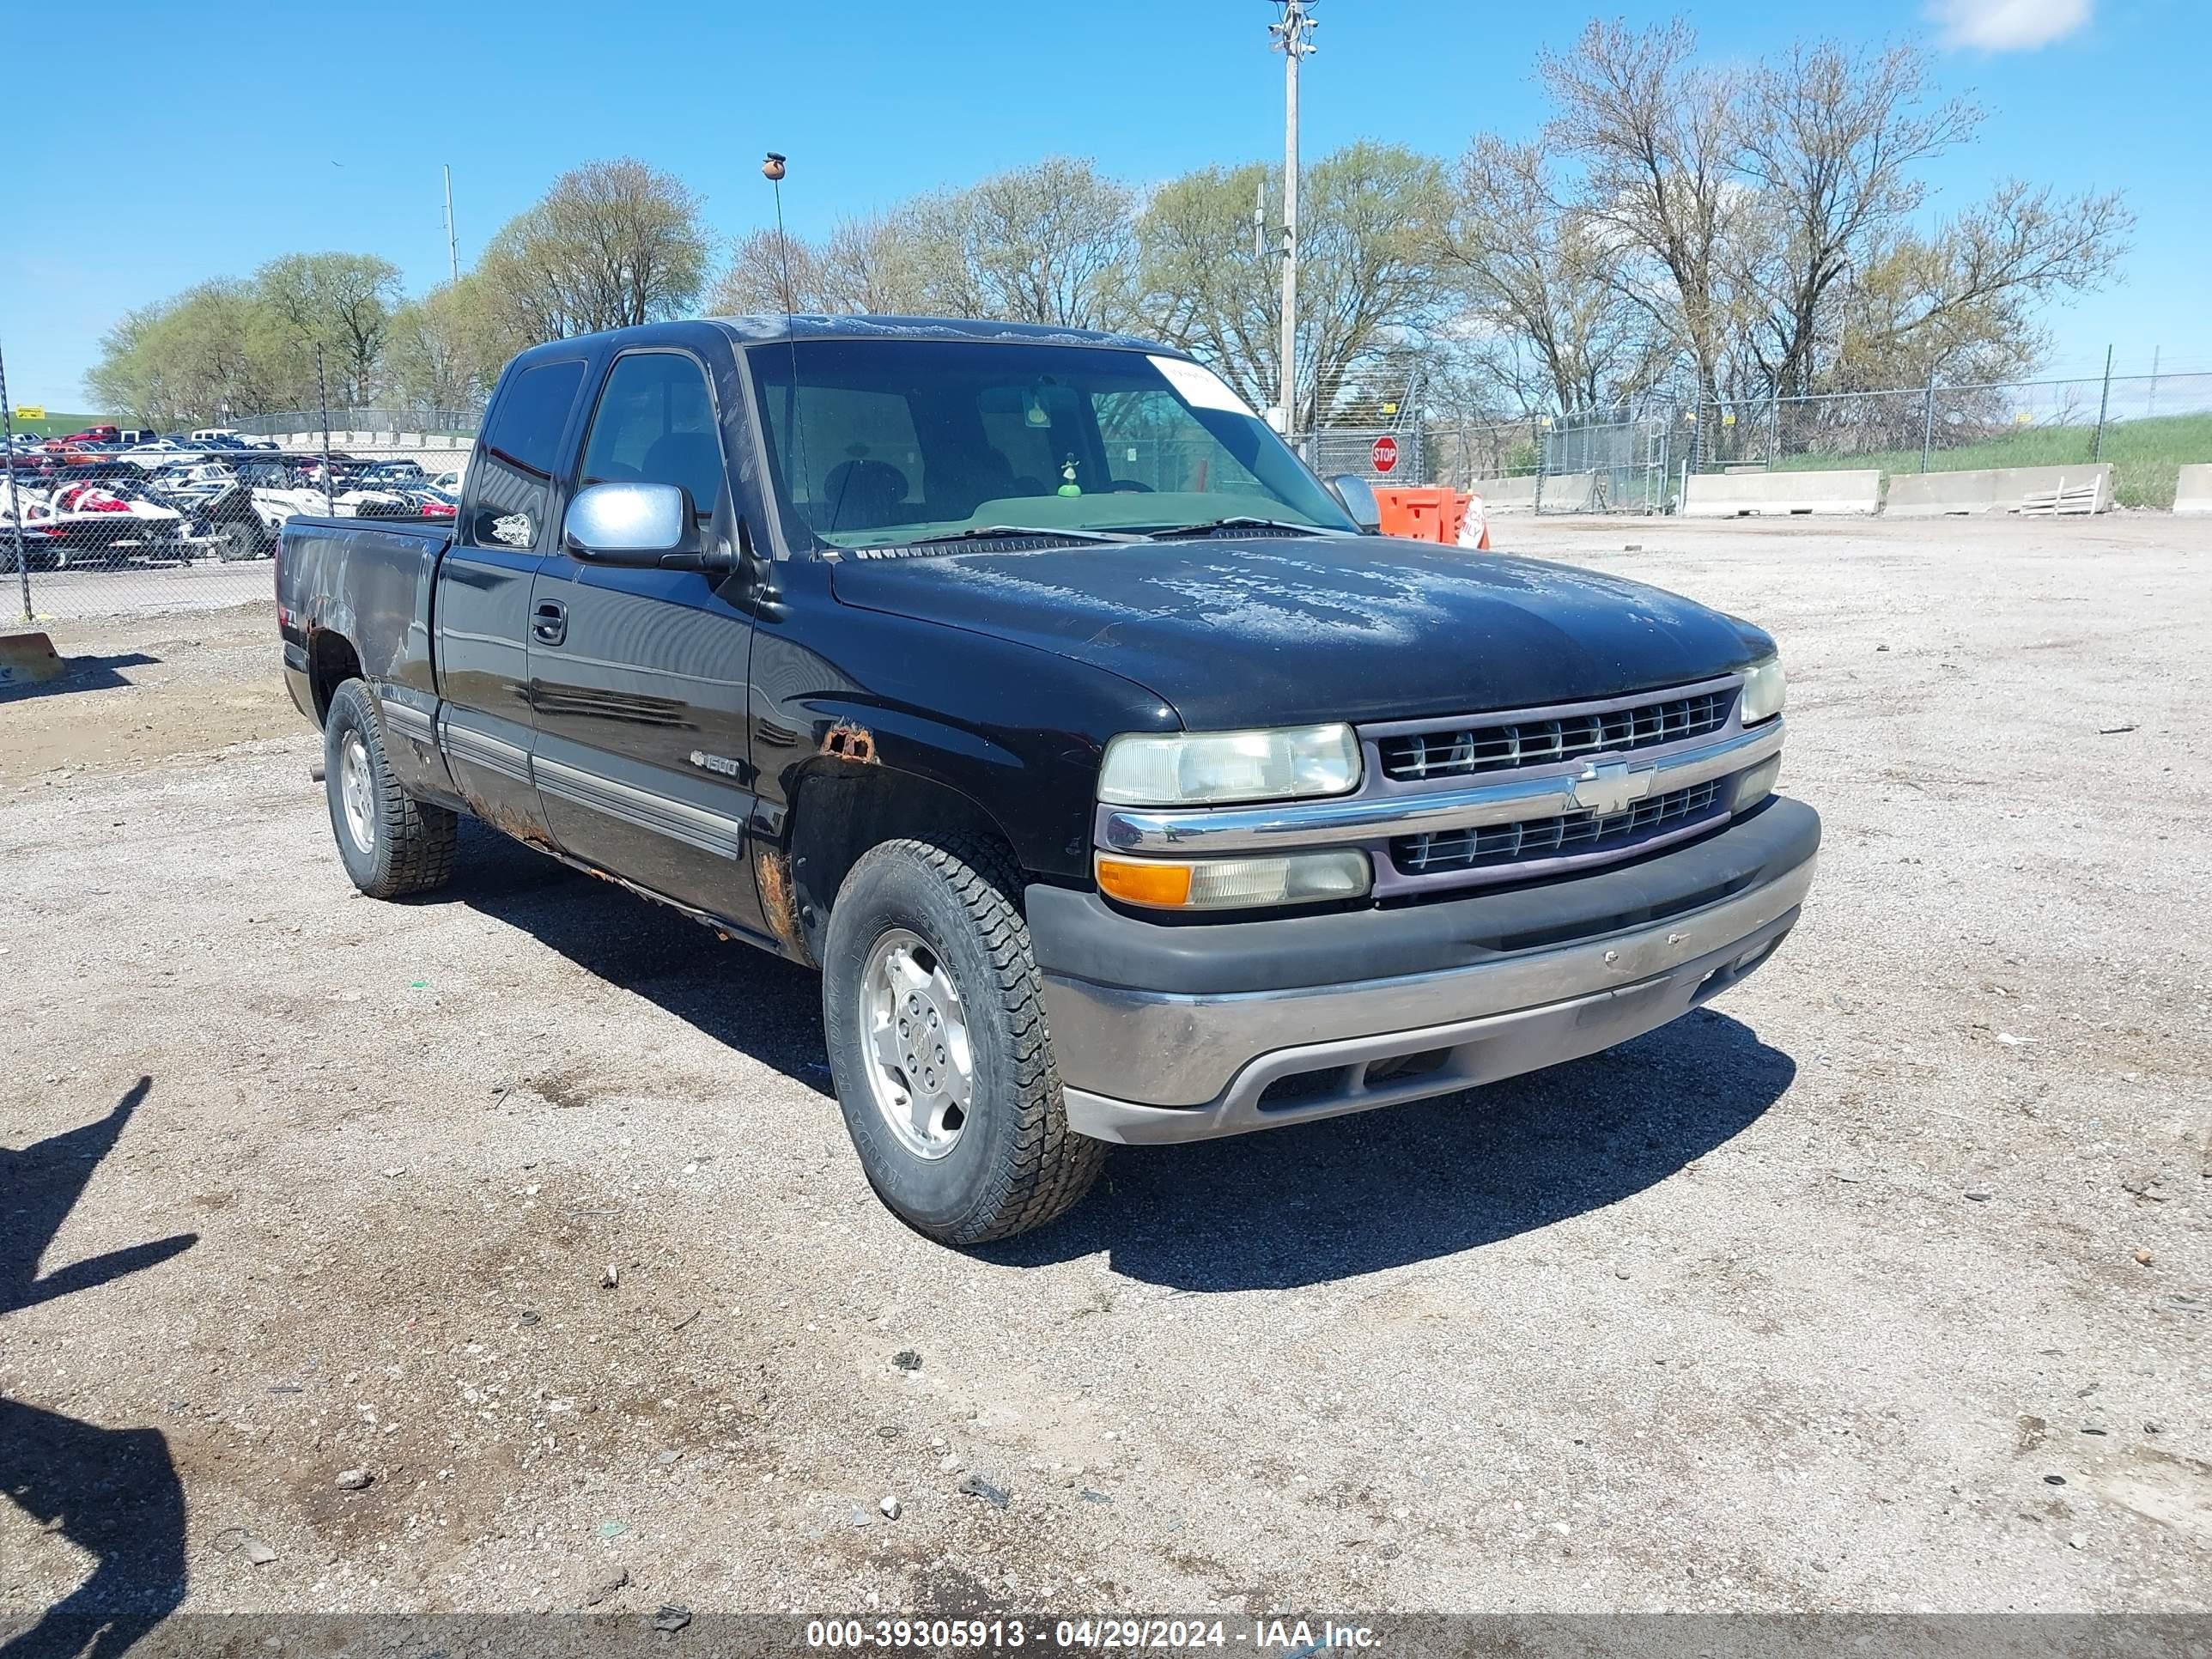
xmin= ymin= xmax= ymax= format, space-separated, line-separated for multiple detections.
xmin=1328 ymin=473 xmax=1382 ymax=533
xmin=562 ymin=481 xmax=691 ymax=563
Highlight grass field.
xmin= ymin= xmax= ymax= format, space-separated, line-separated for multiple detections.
xmin=1773 ymin=411 xmax=2212 ymax=508
xmin=7 ymin=410 xmax=112 ymax=440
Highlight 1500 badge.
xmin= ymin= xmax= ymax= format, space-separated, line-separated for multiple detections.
xmin=689 ymin=750 xmax=743 ymax=778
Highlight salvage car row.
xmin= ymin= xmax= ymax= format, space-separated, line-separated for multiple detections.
xmin=1 ymin=451 xmax=462 ymax=571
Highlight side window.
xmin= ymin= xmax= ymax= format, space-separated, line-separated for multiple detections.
xmin=470 ymin=358 xmax=585 ymax=550
xmin=577 ymin=353 xmax=724 ymax=520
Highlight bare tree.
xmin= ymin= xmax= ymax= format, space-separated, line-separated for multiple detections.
xmin=1730 ymin=41 xmax=1979 ymax=395
xmin=713 ymin=228 xmax=829 ymax=314
xmin=1437 ymin=137 xmax=1668 ymax=412
xmin=478 ymin=159 xmax=710 ymax=342
xmin=952 ymin=159 xmax=1135 ymax=330
xmin=1826 ymin=182 xmax=2131 ymax=389
xmin=1541 ymin=19 xmax=1745 ymax=407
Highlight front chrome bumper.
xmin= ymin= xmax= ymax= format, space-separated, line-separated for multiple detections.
xmin=1035 ymin=804 xmax=1817 ymax=1145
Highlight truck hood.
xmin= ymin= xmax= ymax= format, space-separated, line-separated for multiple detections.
xmin=827 ymin=536 xmax=1768 ymax=727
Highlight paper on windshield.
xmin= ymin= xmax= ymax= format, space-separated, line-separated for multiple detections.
xmin=1148 ymin=355 xmax=1256 ymax=417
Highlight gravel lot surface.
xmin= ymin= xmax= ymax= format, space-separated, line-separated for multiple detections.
xmin=2 ymin=514 xmax=2207 ymax=1622
xmin=5 ymin=555 xmax=275 ymax=623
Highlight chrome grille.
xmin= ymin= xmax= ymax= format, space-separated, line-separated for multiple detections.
xmin=1378 ymin=687 xmax=1735 ymax=781
xmin=1392 ymin=780 xmax=1724 ymax=877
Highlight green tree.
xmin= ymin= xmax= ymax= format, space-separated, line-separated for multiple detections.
xmin=1136 ymin=143 xmax=1449 ymax=429
xmin=477 ymin=159 xmax=711 ymax=342
xmin=253 ymin=252 xmax=404 ymax=405
xmin=381 ymin=276 xmax=510 ymax=417
xmin=86 ymin=280 xmax=281 ymax=428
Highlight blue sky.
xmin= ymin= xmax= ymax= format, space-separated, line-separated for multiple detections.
xmin=0 ymin=0 xmax=2201 ymax=409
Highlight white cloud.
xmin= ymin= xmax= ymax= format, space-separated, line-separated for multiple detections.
xmin=1929 ymin=0 xmax=2094 ymax=52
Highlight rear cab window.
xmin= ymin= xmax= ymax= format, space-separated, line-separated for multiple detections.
xmin=469 ymin=358 xmax=586 ymax=550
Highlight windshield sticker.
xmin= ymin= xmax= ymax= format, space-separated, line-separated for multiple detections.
xmin=1148 ymin=356 xmax=1255 ymax=417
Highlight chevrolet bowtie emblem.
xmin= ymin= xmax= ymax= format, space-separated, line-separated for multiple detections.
xmin=1571 ymin=759 xmax=1655 ymax=817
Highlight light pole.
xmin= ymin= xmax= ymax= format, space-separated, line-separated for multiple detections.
xmin=1270 ymin=1 xmax=1317 ymax=442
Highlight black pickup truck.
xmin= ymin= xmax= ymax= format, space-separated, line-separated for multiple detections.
xmin=276 ymin=316 xmax=1817 ymax=1244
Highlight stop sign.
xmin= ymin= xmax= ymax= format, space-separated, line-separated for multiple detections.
xmin=1370 ymin=434 xmax=1398 ymax=474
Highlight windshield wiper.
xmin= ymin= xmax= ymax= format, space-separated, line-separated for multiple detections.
xmin=901 ymin=524 xmax=1139 ymax=548
xmin=1135 ymin=516 xmax=1337 ymax=540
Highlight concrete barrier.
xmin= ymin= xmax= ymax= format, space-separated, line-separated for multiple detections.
xmin=1469 ymin=476 xmax=1539 ymax=512
xmin=1886 ymin=464 xmax=2112 ymax=518
xmin=2174 ymin=464 xmax=2212 ymax=515
xmin=1467 ymin=472 xmax=1603 ymax=512
xmin=1682 ymin=469 xmax=1881 ymax=518
xmin=1533 ymin=471 xmax=1600 ymax=513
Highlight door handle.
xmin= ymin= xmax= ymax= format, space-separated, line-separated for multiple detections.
xmin=532 ymin=599 xmax=568 ymax=647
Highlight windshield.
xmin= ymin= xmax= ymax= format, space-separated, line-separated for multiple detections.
xmin=746 ymin=338 xmax=1358 ymax=550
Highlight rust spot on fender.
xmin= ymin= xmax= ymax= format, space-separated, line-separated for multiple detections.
xmin=755 ymin=848 xmax=810 ymax=962
xmin=818 ymin=721 xmax=878 ymax=764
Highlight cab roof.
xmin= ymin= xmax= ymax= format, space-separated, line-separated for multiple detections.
xmin=709 ymin=313 xmax=1174 ymax=354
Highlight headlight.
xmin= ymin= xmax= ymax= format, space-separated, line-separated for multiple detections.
xmin=1096 ymin=849 xmax=1371 ymax=911
xmin=1740 ymin=655 xmax=1786 ymax=724
xmin=1098 ymin=723 xmax=1361 ymax=806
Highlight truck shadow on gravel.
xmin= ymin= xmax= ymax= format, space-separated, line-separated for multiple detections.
xmin=443 ymin=826 xmax=1796 ymax=1290
xmin=992 ymin=1011 xmax=1797 ymax=1290
xmin=1 ymin=1077 xmax=194 ymax=1658
xmin=446 ymin=823 xmax=834 ymax=1094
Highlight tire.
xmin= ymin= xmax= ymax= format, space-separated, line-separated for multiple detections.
xmin=217 ymin=520 xmax=258 ymax=562
xmin=323 ymin=679 xmax=459 ymax=899
xmin=822 ymin=836 xmax=1105 ymax=1245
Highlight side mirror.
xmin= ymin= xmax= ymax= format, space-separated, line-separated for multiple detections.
xmin=563 ymin=481 xmax=708 ymax=568
xmin=1328 ymin=473 xmax=1382 ymax=533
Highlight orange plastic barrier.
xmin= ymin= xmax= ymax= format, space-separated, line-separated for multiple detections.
xmin=1374 ymin=488 xmax=1489 ymax=549
xmin=1374 ymin=487 xmax=1457 ymax=542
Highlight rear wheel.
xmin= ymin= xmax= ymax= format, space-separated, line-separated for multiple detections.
xmin=323 ymin=679 xmax=458 ymax=898
xmin=822 ymin=837 xmax=1103 ymax=1244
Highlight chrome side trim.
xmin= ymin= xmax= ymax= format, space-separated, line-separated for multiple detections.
xmin=532 ymin=756 xmax=745 ymax=861
xmin=1040 ymin=848 xmax=1814 ymax=1109
xmin=377 ymin=693 xmax=434 ymax=744
xmin=439 ymin=717 xmax=531 ymax=786
xmin=1098 ymin=718 xmax=1784 ymax=856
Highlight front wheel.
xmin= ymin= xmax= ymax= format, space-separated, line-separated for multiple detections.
xmin=323 ymin=680 xmax=458 ymax=898
xmin=822 ymin=838 xmax=1104 ymax=1244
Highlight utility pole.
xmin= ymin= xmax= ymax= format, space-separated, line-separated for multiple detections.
xmin=443 ymin=165 xmax=459 ymax=285
xmin=1270 ymin=1 xmax=1317 ymax=440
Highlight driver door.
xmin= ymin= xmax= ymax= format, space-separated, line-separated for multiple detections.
xmin=526 ymin=348 xmax=766 ymax=933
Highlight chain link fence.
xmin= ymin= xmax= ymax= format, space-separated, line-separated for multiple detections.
xmin=1519 ymin=369 xmax=2212 ymax=514
xmin=3 ymin=430 xmax=473 ymax=623
xmin=10 ymin=364 xmax=2211 ymax=622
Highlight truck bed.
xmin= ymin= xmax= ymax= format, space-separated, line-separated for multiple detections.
xmin=276 ymin=515 xmax=453 ymax=709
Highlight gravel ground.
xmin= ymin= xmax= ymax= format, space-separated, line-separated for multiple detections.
xmin=1 ymin=514 xmax=2207 ymax=1623
xmin=5 ymin=555 xmax=275 ymax=623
